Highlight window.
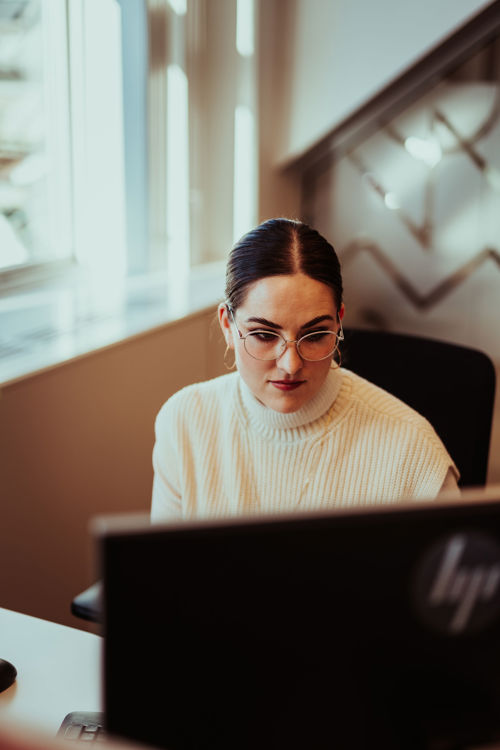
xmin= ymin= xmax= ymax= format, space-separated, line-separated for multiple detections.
xmin=0 ymin=0 xmax=256 ymax=383
xmin=0 ymin=0 xmax=72 ymax=276
xmin=1 ymin=0 xmax=258 ymax=286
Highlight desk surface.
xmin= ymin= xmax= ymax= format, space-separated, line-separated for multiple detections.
xmin=0 ymin=607 xmax=101 ymax=735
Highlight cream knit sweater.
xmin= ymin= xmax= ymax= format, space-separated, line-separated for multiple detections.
xmin=151 ymin=368 xmax=457 ymax=521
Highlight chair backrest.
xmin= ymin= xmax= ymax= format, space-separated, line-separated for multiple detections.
xmin=342 ymin=328 xmax=496 ymax=487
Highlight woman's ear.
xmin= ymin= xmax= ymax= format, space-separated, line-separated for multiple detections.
xmin=338 ymin=303 xmax=345 ymax=321
xmin=218 ymin=303 xmax=235 ymax=348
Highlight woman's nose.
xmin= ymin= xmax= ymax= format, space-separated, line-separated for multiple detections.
xmin=276 ymin=341 xmax=303 ymax=374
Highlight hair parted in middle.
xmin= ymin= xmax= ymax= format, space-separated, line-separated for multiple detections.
xmin=224 ymin=218 xmax=343 ymax=312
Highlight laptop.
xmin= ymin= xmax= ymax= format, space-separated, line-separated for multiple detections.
xmin=95 ymin=488 xmax=500 ymax=750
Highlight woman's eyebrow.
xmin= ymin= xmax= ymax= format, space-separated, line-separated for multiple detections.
xmin=245 ymin=316 xmax=281 ymax=329
xmin=301 ymin=315 xmax=335 ymax=329
xmin=244 ymin=314 xmax=335 ymax=330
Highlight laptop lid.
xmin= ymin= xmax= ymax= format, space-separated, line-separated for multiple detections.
xmin=96 ymin=488 xmax=500 ymax=750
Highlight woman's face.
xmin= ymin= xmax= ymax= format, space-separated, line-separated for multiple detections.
xmin=219 ymin=273 xmax=344 ymax=414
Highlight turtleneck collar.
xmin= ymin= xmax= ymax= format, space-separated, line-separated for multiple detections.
xmin=238 ymin=367 xmax=343 ymax=431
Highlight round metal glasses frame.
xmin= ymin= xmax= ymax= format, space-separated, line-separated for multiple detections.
xmin=227 ymin=305 xmax=344 ymax=362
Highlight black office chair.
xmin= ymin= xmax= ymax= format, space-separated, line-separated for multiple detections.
xmin=72 ymin=328 xmax=496 ymax=624
xmin=342 ymin=327 xmax=496 ymax=488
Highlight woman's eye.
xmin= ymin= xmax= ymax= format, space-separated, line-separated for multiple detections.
xmin=305 ymin=331 xmax=329 ymax=342
xmin=251 ymin=331 xmax=278 ymax=342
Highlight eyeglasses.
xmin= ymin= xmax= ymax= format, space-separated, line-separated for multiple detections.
xmin=228 ymin=307 xmax=344 ymax=362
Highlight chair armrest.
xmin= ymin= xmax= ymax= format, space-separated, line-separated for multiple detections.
xmin=71 ymin=581 xmax=102 ymax=623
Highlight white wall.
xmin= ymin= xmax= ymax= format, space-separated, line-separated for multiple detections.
xmin=270 ymin=0 xmax=494 ymax=165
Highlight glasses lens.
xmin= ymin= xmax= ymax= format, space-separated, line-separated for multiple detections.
xmin=298 ymin=331 xmax=338 ymax=361
xmin=244 ymin=331 xmax=285 ymax=360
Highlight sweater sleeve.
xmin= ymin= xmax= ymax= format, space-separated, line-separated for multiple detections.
xmin=151 ymin=401 xmax=183 ymax=521
xmin=438 ymin=466 xmax=461 ymax=497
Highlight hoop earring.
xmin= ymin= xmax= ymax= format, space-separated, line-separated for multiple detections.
xmin=330 ymin=346 xmax=342 ymax=370
xmin=224 ymin=345 xmax=236 ymax=371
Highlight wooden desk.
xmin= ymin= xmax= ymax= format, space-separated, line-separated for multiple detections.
xmin=0 ymin=608 xmax=101 ymax=735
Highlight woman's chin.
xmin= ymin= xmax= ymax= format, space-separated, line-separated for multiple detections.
xmin=263 ymin=388 xmax=309 ymax=413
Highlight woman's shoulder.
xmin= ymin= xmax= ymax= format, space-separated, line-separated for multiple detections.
xmin=155 ymin=372 xmax=239 ymax=425
xmin=341 ymin=368 xmax=435 ymax=430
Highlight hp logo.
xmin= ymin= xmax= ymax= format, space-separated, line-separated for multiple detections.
xmin=413 ymin=532 xmax=500 ymax=635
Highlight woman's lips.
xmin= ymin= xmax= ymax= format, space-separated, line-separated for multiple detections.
xmin=270 ymin=380 xmax=305 ymax=391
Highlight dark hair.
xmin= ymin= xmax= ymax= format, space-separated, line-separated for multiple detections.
xmin=225 ymin=218 xmax=343 ymax=311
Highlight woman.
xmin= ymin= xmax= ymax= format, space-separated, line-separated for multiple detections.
xmin=152 ymin=218 xmax=458 ymax=520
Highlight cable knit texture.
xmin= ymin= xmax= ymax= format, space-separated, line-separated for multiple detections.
xmin=151 ymin=369 xmax=457 ymax=520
